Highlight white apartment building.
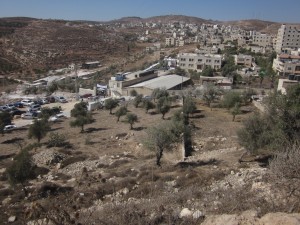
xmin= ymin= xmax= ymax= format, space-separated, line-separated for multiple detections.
xmin=272 ymin=54 xmax=300 ymax=76
xmin=165 ymin=37 xmax=175 ymax=46
xmin=165 ymin=37 xmax=184 ymax=47
xmin=234 ymin=54 xmax=253 ymax=68
xmin=252 ymin=32 xmax=273 ymax=48
xmin=177 ymin=53 xmax=222 ymax=72
xmin=275 ymin=24 xmax=300 ymax=53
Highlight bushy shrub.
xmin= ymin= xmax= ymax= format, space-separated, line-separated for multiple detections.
xmin=47 ymin=132 xmax=68 ymax=148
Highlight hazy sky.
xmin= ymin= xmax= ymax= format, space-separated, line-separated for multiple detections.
xmin=1 ymin=0 xmax=300 ymax=23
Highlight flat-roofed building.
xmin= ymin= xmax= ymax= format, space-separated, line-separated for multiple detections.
xmin=272 ymin=54 xmax=300 ymax=76
xmin=126 ymin=74 xmax=191 ymax=96
xmin=108 ymin=70 xmax=158 ymax=95
xmin=277 ymin=78 xmax=299 ymax=94
xmin=275 ymin=24 xmax=300 ymax=53
xmin=252 ymin=32 xmax=273 ymax=48
xmin=234 ymin=54 xmax=253 ymax=68
xmin=177 ymin=53 xmax=222 ymax=72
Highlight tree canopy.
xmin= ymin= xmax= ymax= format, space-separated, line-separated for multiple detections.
xmin=104 ymin=98 xmax=119 ymax=114
xmin=70 ymin=102 xmax=93 ymax=132
xmin=0 ymin=111 xmax=12 ymax=135
xmin=115 ymin=106 xmax=127 ymax=122
xmin=28 ymin=119 xmax=50 ymax=143
xmin=201 ymin=83 xmax=222 ymax=110
xmin=7 ymin=149 xmax=36 ymax=190
xmin=238 ymin=84 xmax=300 ymax=154
xmin=126 ymin=113 xmax=138 ymax=130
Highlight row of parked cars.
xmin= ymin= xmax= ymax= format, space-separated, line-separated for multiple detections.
xmin=0 ymin=96 xmax=68 ymax=120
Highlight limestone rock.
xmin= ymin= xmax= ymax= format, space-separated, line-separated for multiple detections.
xmin=179 ymin=208 xmax=192 ymax=218
xmin=8 ymin=216 xmax=16 ymax=222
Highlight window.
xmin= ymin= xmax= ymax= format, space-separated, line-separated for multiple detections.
xmin=198 ymin=59 xmax=202 ymax=62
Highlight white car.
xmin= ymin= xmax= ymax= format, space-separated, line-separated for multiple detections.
xmin=21 ymin=112 xmax=37 ymax=119
xmin=49 ymin=116 xmax=59 ymax=122
xmin=3 ymin=124 xmax=17 ymax=132
xmin=21 ymin=99 xmax=34 ymax=106
xmin=56 ymin=96 xmax=68 ymax=103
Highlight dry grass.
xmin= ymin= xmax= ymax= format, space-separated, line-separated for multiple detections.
xmin=1 ymin=99 xmax=280 ymax=224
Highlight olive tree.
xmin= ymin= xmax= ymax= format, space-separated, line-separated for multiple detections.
xmin=7 ymin=148 xmax=35 ymax=195
xmin=28 ymin=119 xmax=50 ymax=143
xmin=182 ymin=96 xmax=197 ymax=118
xmin=221 ymin=91 xmax=242 ymax=109
xmin=115 ymin=106 xmax=127 ymax=122
xmin=143 ymin=99 xmax=156 ymax=113
xmin=202 ymin=83 xmax=221 ymax=110
xmin=126 ymin=113 xmax=138 ymax=130
xmin=230 ymin=102 xmax=241 ymax=121
xmin=144 ymin=122 xmax=176 ymax=166
xmin=70 ymin=102 xmax=93 ymax=133
xmin=238 ymin=84 xmax=300 ymax=154
xmin=156 ymin=97 xmax=171 ymax=119
xmin=104 ymin=98 xmax=119 ymax=114
xmin=133 ymin=94 xmax=143 ymax=108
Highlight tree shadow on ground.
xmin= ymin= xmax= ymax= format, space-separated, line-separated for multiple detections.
xmin=171 ymin=105 xmax=181 ymax=109
xmin=1 ymin=137 xmax=24 ymax=144
xmin=0 ymin=153 xmax=16 ymax=160
xmin=175 ymin=158 xmax=220 ymax=168
xmin=190 ymin=114 xmax=205 ymax=119
xmin=50 ymin=127 xmax=63 ymax=132
xmin=131 ymin=126 xmax=146 ymax=131
xmin=85 ymin=127 xmax=108 ymax=133
xmin=149 ymin=111 xmax=158 ymax=115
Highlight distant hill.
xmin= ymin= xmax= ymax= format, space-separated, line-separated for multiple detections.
xmin=108 ymin=15 xmax=214 ymax=25
xmin=0 ymin=15 xmax=298 ymax=76
xmin=109 ymin=15 xmax=281 ymax=33
xmin=221 ymin=19 xmax=281 ymax=34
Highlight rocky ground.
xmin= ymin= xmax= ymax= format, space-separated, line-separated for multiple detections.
xmin=0 ymin=100 xmax=299 ymax=224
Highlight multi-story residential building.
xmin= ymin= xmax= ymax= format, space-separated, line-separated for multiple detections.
xmin=275 ymin=24 xmax=300 ymax=53
xmin=234 ymin=54 xmax=253 ymax=68
xmin=177 ymin=53 xmax=222 ymax=72
xmin=175 ymin=39 xmax=185 ymax=47
xmin=165 ymin=37 xmax=184 ymax=47
xmin=272 ymin=54 xmax=300 ymax=76
xmin=252 ymin=32 xmax=273 ymax=48
xmin=165 ymin=37 xmax=175 ymax=46
xmin=207 ymin=37 xmax=222 ymax=46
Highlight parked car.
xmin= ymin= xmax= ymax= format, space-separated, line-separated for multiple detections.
xmin=49 ymin=116 xmax=59 ymax=122
xmin=46 ymin=96 xmax=56 ymax=103
xmin=29 ymin=104 xmax=41 ymax=111
xmin=56 ymin=96 xmax=68 ymax=103
xmin=21 ymin=112 xmax=37 ymax=119
xmin=13 ymin=102 xmax=24 ymax=108
xmin=10 ymin=109 xmax=26 ymax=116
xmin=5 ymin=103 xmax=16 ymax=110
xmin=41 ymin=98 xmax=49 ymax=104
xmin=3 ymin=124 xmax=17 ymax=132
xmin=143 ymin=95 xmax=152 ymax=101
xmin=0 ymin=106 xmax=10 ymax=112
xmin=80 ymin=93 xmax=93 ymax=98
xmin=21 ymin=99 xmax=34 ymax=106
